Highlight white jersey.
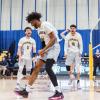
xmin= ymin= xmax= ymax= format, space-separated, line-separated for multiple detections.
xmin=38 ymin=21 xmax=60 ymax=45
xmin=18 ymin=36 xmax=36 ymax=59
xmin=64 ymin=32 xmax=83 ymax=54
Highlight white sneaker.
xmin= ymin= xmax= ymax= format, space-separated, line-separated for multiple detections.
xmin=93 ymin=76 xmax=96 ymax=82
xmin=71 ymin=80 xmax=76 ymax=91
xmin=77 ymin=81 xmax=81 ymax=89
xmin=68 ymin=74 xmax=75 ymax=85
xmin=68 ymin=79 xmax=73 ymax=85
xmin=15 ymin=83 xmax=24 ymax=91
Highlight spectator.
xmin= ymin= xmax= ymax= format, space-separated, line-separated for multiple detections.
xmin=13 ymin=55 xmax=19 ymax=68
xmin=6 ymin=53 xmax=14 ymax=67
xmin=0 ymin=56 xmax=8 ymax=76
xmin=93 ymin=49 xmax=100 ymax=80
xmin=6 ymin=53 xmax=14 ymax=75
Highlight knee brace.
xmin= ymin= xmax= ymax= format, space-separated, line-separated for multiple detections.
xmin=45 ymin=59 xmax=58 ymax=87
xmin=66 ymin=65 xmax=70 ymax=71
xmin=45 ymin=59 xmax=55 ymax=70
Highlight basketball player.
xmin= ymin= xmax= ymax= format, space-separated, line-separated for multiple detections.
xmin=64 ymin=24 xmax=83 ymax=89
xmin=17 ymin=12 xmax=64 ymax=100
xmin=15 ymin=27 xmax=36 ymax=91
xmin=60 ymin=29 xmax=74 ymax=85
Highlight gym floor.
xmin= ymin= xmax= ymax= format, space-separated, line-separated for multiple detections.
xmin=0 ymin=76 xmax=100 ymax=100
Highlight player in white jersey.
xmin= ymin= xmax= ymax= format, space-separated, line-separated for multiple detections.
xmin=17 ymin=12 xmax=64 ymax=100
xmin=60 ymin=29 xmax=74 ymax=85
xmin=64 ymin=24 xmax=83 ymax=89
xmin=15 ymin=27 xmax=36 ymax=91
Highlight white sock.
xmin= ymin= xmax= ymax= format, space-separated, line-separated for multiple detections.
xmin=16 ymin=68 xmax=24 ymax=85
xmin=70 ymin=74 xmax=75 ymax=80
xmin=16 ymin=76 xmax=23 ymax=85
xmin=55 ymin=86 xmax=61 ymax=93
xmin=26 ymin=84 xmax=32 ymax=92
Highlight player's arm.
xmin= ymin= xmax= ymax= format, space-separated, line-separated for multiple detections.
xmin=17 ymin=39 xmax=23 ymax=60
xmin=17 ymin=46 xmax=22 ymax=57
xmin=79 ymin=35 xmax=83 ymax=55
xmin=32 ymin=40 xmax=37 ymax=59
xmin=60 ymin=29 xmax=70 ymax=40
xmin=64 ymin=37 xmax=68 ymax=59
xmin=17 ymin=46 xmax=22 ymax=61
xmin=39 ymin=32 xmax=56 ymax=56
xmin=39 ymin=23 xmax=57 ymax=55
xmin=43 ymin=31 xmax=56 ymax=52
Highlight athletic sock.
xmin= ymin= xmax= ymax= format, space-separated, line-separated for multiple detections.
xmin=26 ymin=84 xmax=32 ymax=92
xmin=77 ymin=80 xmax=80 ymax=84
xmin=70 ymin=74 xmax=75 ymax=80
xmin=55 ymin=86 xmax=61 ymax=93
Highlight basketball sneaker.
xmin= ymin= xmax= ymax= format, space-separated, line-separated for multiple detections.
xmin=77 ymin=80 xmax=81 ymax=89
xmin=16 ymin=89 xmax=29 ymax=98
xmin=49 ymin=90 xmax=64 ymax=100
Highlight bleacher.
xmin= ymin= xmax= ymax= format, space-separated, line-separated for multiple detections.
xmin=0 ymin=52 xmax=100 ymax=78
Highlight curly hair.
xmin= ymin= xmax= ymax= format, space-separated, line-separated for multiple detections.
xmin=26 ymin=12 xmax=42 ymax=23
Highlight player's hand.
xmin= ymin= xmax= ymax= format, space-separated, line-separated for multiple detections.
xmin=66 ymin=29 xmax=70 ymax=32
xmin=18 ymin=55 xmax=22 ymax=61
xmin=64 ymin=55 xmax=67 ymax=59
xmin=39 ymin=49 xmax=45 ymax=55
xmin=39 ymin=49 xmax=45 ymax=57
xmin=79 ymin=53 xmax=81 ymax=57
xmin=32 ymin=57 xmax=35 ymax=61
xmin=61 ymin=32 xmax=65 ymax=35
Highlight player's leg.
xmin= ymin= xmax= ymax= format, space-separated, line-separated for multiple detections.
xmin=93 ymin=63 xmax=97 ymax=81
xmin=75 ymin=53 xmax=81 ymax=89
xmin=67 ymin=64 xmax=73 ymax=76
xmin=76 ymin=65 xmax=81 ymax=89
xmin=15 ymin=59 xmax=25 ymax=91
xmin=66 ymin=52 xmax=75 ymax=85
xmin=28 ymin=59 xmax=45 ymax=86
xmin=16 ymin=59 xmax=45 ymax=98
xmin=23 ymin=59 xmax=33 ymax=89
xmin=66 ymin=64 xmax=75 ymax=85
xmin=2 ymin=66 xmax=6 ymax=76
xmin=26 ymin=59 xmax=32 ymax=76
xmin=46 ymin=44 xmax=64 ymax=100
xmin=45 ymin=59 xmax=63 ymax=100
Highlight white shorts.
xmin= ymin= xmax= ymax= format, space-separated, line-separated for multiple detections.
xmin=41 ymin=43 xmax=60 ymax=62
xmin=18 ymin=58 xmax=32 ymax=71
xmin=66 ymin=51 xmax=81 ymax=73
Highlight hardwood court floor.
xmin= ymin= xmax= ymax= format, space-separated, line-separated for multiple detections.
xmin=0 ymin=76 xmax=100 ymax=100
